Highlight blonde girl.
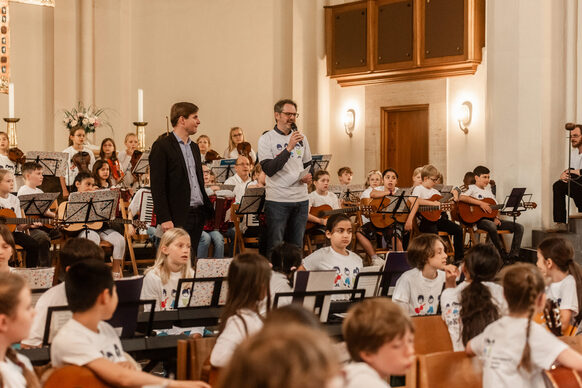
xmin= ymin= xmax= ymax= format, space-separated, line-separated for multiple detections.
xmin=223 ymin=127 xmax=257 ymax=163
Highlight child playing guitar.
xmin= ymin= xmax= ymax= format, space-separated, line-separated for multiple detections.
xmin=459 ymin=165 xmax=524 ymax=262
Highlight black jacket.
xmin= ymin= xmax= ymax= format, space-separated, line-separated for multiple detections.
xmin=149 ymin=133 xmax=213 ymax=227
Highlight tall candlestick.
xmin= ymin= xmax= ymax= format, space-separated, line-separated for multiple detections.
xmin=8 ymin=83 xmax=14 ymax=119
xmin=137 ymin=89 xmax=143 ymax=122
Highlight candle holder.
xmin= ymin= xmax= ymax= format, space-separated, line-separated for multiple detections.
xmin=133 ymin=121 xmax=148 ymax=151
xmin=3 ymin=118 xmax=19 ymax=148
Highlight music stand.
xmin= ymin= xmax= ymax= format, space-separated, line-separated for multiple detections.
xmin=131 ymin=151 xmax=149 ymax=175
xmin=19 ymin=193 xmax=59 ymax=216
xmin=501 ymin=187 xmax=527 ymax=224
xmin=310 ymin=154 xmax=331 ymax=175
xmin=377 ymin=192 xmax=417 ymax=249
xmin=25 ymin=151 xmax=68 ymax=178
xmin=63 ymin=190 xmax=119 ymax=237
xmin=330 ymin=184 xmax=365 ymax=203
xmin=236 ymin=187 xmax=265 ymax=216
xmin=211 ymin=158 xmax=236 ymax=183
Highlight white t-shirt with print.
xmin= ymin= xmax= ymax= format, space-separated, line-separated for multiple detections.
xmin=257 ymin=128 xmax=312 ymax=202
xmin=21 ymin=282 xmax=67 ymax=347
xmin=302 ymin=246 xmax=363 ymax=290
xmin=463 ymin=184 xmax=496 ymax=201
xmin=210 ymin=308 xmax=263 ymax=368
xmin=0 ymin=193 xmax=21 ymax=216
xmin=16 ymin=185 xmax=43 ymax=197
xmin=308 ymin=191 xmax=340 ymax=210
xmin=0 ymin=154 xmax=16 ymax=173
xmin=344 ymin=362 xmax=390 ymax=388
xmin=0 ymin=352 xmax=34 ymax=388
xmin=141 ymin=267 xmax=195 ymax=311
xmin=393 ymin=268 xmax=445 ymax=316
xmin=51 ymin=318 xmax=127 ymax=367
xmin=546 ymin=274 xmax=579 ymax=321
xmin=440 ymin=281 xmax=507 ymax=351
xmin=470 ymin=316 xmax=568 ymax=388
xmin=412 ymin=184 xmax=441 ymax=200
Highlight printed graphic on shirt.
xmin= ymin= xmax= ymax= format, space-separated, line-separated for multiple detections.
xmin=161 ymin=287 xmax=191 ymax=310
xmin=415 ymin=293 xmax=439 ymax=315
xmin=276 ymin=143 xmax=303 ymax=158
xmin=333 ymin=266 xmax=360 ymax=289
xmin=100 ymin=343 xmax=122 ymax=361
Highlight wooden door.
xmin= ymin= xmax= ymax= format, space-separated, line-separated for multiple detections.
xmin=380 ymin=105 xmax=429 ymax=187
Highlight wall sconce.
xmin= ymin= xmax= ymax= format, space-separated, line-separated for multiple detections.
xmin=456 ymin=101 xmax=472 ymax=134
xmin=344 ymin=108 xmax=355 ymax=138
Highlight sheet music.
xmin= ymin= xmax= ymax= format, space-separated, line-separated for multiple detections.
xmin=354 ymin=265 xmax=382 ymax=298
xmin=48 ymin=310 xmax=73 ymax=344
xmin=25 ymin=151 xmax=68 ymax=177
xmin=297 ymin=166 xmax=311 ymax=183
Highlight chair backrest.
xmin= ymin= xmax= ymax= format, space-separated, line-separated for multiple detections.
xmin=43 ymin=365 xmax=109 ymax=388
xmin=543 ymin=367 xmax=582 ymax=388
xmin=417 ymin=351 xmax=482 ymax=388
xmin=177 ymin=336 xmax=218 ymax=381
xmin=379 ymin=251 xmax=411 ymax=296
xmin=412 ymin=315 xmax=453 ymax=355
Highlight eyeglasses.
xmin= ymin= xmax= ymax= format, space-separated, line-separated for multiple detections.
xmin=281 ymin=112 xmax=299 ymax=118
xmin=236 ymin=163 xmax=251 ymax=166
xmin=232 ymin=133 xmax=243 ymax=137
xmin=430 ymin=177 xmax=439 ymax=182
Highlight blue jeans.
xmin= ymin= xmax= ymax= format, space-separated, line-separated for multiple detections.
xmin=197 ymin=230 xmax=225 ymax=258
xmin=265 ymin=199 xmax=309 ymax=257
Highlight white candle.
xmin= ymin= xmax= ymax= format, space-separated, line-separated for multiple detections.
xmin=8 ymin=83 xmax=14 ymax=118
xmin=137 ymin=89 xmax=143 ymax=122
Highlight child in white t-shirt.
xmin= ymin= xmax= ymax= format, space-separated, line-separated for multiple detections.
xmin=536 ymin=237 xmax=582 ymax=334
xmin=60 ymin=127 xmax=96 ymax=198
xmin=337 ymin=166 xmax=353 ymax=186
xmin=210 ymin=253 xmax=271 ymax=368
xmin=307 ymin=170 xmax=341 ymax=228
xmin=0 ymin=131 xmax=16 ymax=174
xmin=393 ymin=234 xmax=458 ymax=316
xmin=467 ymin=263 xmax=582 ymax=388
xmin=269 ymin=242 xmax=302 ymax=306
xmin=0 ymin=226 xmax=14 ymax=275
xmin=0 ymin=272 xmax=40 ymax=388
xmin=343 ymin=298 xmax=415 ymax=388
xmin=50 ymin=260 xmax=209 ymax=388
xmin=301 ymin=213 xmax=363 ymax=290
xmin=441 ymin=243 xmax=506 ymax=351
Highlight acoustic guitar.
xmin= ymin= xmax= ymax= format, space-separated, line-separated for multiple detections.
xmin=0 ymin=208 xmax=59 ymax=232
xmin=57 ymin=202 xmax=147 ymax=232
xmin=305 ymin=204 xmax=372 ymax=230
xmin=456 ymin=197 xmax=537 ymax=224
xmin=368 ymin=197 xmax=409 ymax=229
xmin=417 ymin=194 xmax=455 ymax=222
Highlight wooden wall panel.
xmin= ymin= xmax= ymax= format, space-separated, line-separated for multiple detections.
xmin=334 ymin=8 xmax=368 ymax=69
xmin=424 ymin=0 xmax=464 ymax=59
xmin=377 ymin=0 xmax=413 ymax=64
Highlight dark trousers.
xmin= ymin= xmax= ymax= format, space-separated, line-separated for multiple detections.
xmin=476 ymin=219 xmax=524 ymax=258
xmin=265 ymin=200 xmax=309 ymax=259
xmin=553 ymin=179 xmax=582 ymax=223
xmin=182 ymin=206 xmax=206 ymax=265
xmin=13 ymin=231 xmax=40 ymax=268
xmin=419 ymin=215 xmax=464 ymax=261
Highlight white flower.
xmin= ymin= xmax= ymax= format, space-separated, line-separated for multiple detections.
xmin=89 ymin=117 xmax=96 ymax=125
xmin=63 ymin=117 xmax=70 ymax=124
xmin=82 ymin=118 xmax=88 ymax=126
xmin=77 ymin=112 xmax=84 ymax=118
xmin=71 ymin=120 xmax=78 ymax=127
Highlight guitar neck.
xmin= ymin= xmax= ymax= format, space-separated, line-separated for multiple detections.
xmin=418 ymin=205 xmax=441 ymax=211
xmin=2 ymin=217 xmax=55 ymax=225
xmin=322 ymin=207 xmax=360 ymax=217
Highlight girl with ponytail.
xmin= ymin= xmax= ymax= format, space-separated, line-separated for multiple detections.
xmin=467 ymin=263 xmax=582 ymax=388
xmin=0 ymin=272 xmax=40 ymax=388
xmin=441 ymin=243 xmax=506 ymax=350
xmin=536 ymin=236 xmax=582 ymax=334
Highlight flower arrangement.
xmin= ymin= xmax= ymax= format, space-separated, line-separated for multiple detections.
xmin=62 ymin=102 xmax=110 ymax=134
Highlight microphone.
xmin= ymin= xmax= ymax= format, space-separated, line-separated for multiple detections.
xmin=565 ymin=123 xmax=581 ymax=131
xmin=290 ymin=123 xmax=303 ymax=147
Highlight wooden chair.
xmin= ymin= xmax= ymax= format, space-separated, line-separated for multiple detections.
xmin=417 ymin=351 xmax=482 ymax=388
xmin=231 ymin=204 xmax=259 ymax=255
xmin=43 ymin=365 xmax=110 ymax=388
xmin=412 ymin=315 xmax=453 ymax=355
xmin=354 ymin=198 xmax=391 ymax=257
xmin=176 ymin=336 xmax=217 ymax=381
xmin=544 ymin=366 xmax=582 ymax=388
xmin=462 ymin=223 xmax=510 ymax=252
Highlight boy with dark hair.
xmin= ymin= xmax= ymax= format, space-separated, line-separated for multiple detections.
xmin=338 ymin=166 xmax=353 ymax=185
xmin=459 ymin=165 xmax=523 ymax=261
xmin=21 ymin=238 xmax=104 ymax=348
xmin=50 ymin=260 xmax=209 ymax=388
xmin=342 ymin=298 xmax=415 ymax=387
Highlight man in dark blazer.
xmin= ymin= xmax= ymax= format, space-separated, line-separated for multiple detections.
xmin=149 ymin=102 xmax=213 ymax=261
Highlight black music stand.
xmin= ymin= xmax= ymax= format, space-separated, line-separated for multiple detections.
xmin=63 ymin=190 xmax=119 ymax=238
xmin=330 ymin=184 xmax=365 ymax=203
xmin=25 ymin=151 xmax=68 ymax=178
xmin=237 ymin=187 xmax=266 ymax=216
xmin=131 ymin=151 xmax=149 ymax=176
xmin=19 ymin=193 xmax=59 ymax=216
xmin=309 ymin=154 xmax=331 ymax=175
xmin=175 ymin=277 xmax=227 ymax=309
xmin=211 ymin=158 xmax=237 ymax=183
xmin=377 ymin=192 xmax=417 ymax=249
xmin=500 ymin=187 xmax=528 ymax=224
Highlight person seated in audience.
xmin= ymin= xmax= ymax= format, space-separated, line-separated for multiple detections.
xmin=343 ymin=298 xmax=415 ymax=388
xmin=408 ymin=164 xmax=464 ymax=264
xmin=50 ymin=260 xmax=209 ymax=388
xmin=0 ymin=131 xmax=16 ymax=174
xmin=21 ymin=238 xmax=104 ymax=348
xmin=61 ymin=126 xmax=96 ymax=199
xmin=537 ymin=237 xmax=582 ymax=334
xmin=223 ymin=126 xmax=257 ymax=163
xmin=363 ymin=170 xmax=382 ymax=192
xmin=0 ymin=272 xmax=42 ymax=388
xmin=393 ymin=234 xmax=458 ymax=316
xmin=300 ymin=214 xmax=363 ymax=290
xmin=357 ymin=168 xmax=406 ymax=262
xmin=117 ymin=133 xmax=139 ymax=188
xmin=196 ymin=134 xmax=211 ymax=161
xmin=70 ymin=172 xmax=125 ymax=277
xmin=307 ymin=170 xmax=340 ymax=230
xmin=99 ymin=138 xmax=123 ymax=186
xmin=217 ymin=323 xmax=340 ymax=388
xmin=92 ymin=159 xmax=112 ymax=189
xmin=17 ymin=162 xmax=60 ymax=267
xmin=441 ymin=243 xmax=506 ymax=351
xmin=459 ymin=165 xmax=523 ymax=261
xmin=0 ymin=225 xmax=15 ymax=274
xmin=467 ymin=263 xmax=582 ymax=387
xmin=224 ymin=155 xmax=253 ymax=203
xmin=412 ymin=166 xmax=423 ymax=187
xmin=210 ymin=253 xmax=271 ymax=369
xmin=0 ymin=169 xmax=41 ymax=268
xmin=269 ymin=242 xmax=302 ymax=306
xmin=338 ymin=166 xmax=353 ymax=185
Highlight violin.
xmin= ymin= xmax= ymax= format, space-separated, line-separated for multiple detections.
xmin=8 ymin=147 xmax=25 ymax=165
xmin=205 ymin=149 xmax=221 ymax=163
xmin=71 ymin=151 xmax=92 ymax=173
xmin=106 ymin=158 xmax=124 ymax=181
xmin=237 ymin=141 xmax=252 ymax=158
